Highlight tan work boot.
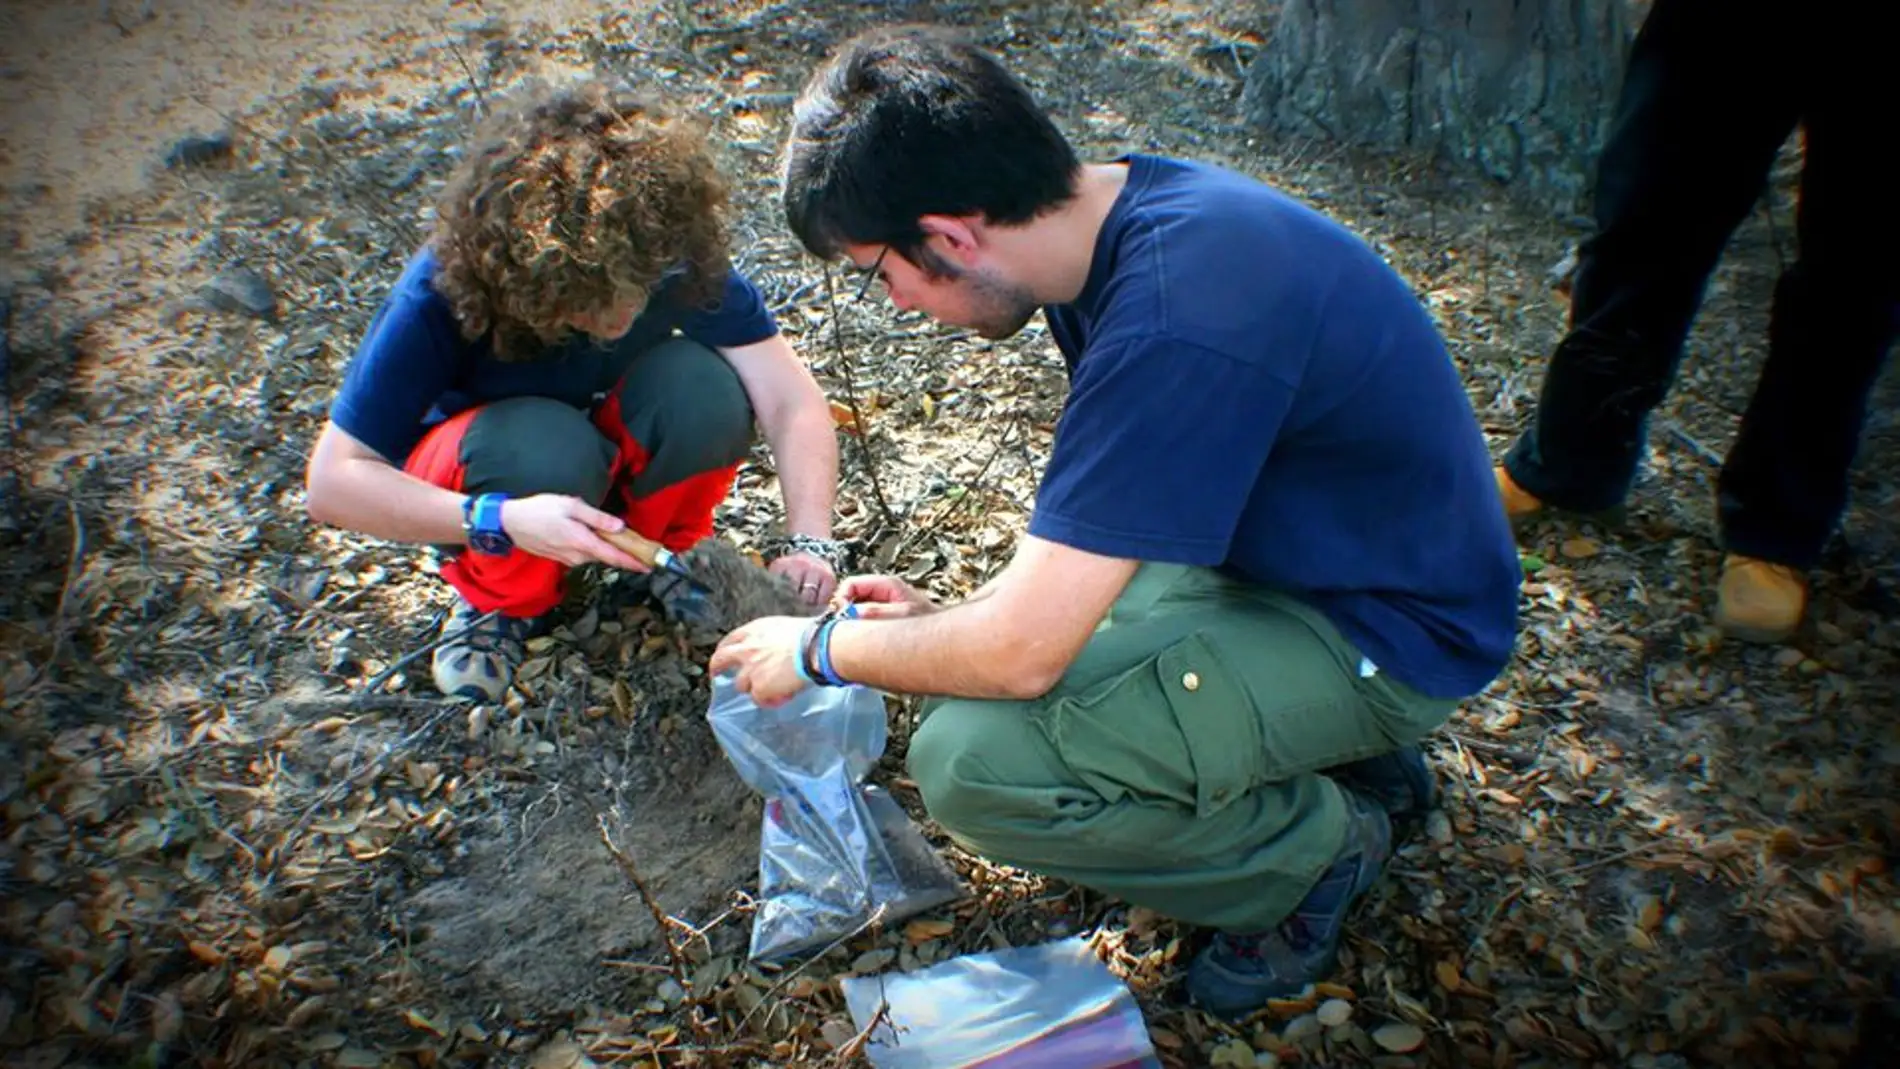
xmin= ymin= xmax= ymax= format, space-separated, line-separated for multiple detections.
xmin=1713 ymin=555 xmax=1807 ymax=644
xmin=1494 ymin=466 xmax=1545 ymax=525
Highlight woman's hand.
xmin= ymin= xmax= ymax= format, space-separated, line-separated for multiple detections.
xmin=769 ymin=551 xmax=839 ymax=608
xmin=832 ymin=574 xmax=939 ymax=620
xmin=499 ymin=494 xmax=645 ymax=570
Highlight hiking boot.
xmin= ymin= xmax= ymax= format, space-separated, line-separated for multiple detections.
xmin=1495 ymin=465 xmax=1545 ymax=525
xmin=430 ymin=597 xmax=538 ymax=702
xmin=1326 ymin=744 xmax=1438 ymax=820
xmin=1186 ymin=789 xmax=1393 ymax=1020
xmin=1714 ymin=554 xmax=1806 ymax=645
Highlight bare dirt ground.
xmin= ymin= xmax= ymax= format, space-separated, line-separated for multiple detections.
xmin=2 ymin=2 xmax=1896 ymax=1068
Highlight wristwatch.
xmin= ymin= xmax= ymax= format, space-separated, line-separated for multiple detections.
xmin=462 ymin=492 xmax=513 ymax=555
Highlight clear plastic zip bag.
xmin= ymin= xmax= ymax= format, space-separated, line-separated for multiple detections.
xmin=839 ymin=935 xmax=1164 ymax=1068
xmin=707 ymin=673 xmax=964 ymax=962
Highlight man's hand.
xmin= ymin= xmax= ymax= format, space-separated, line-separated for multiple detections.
xmin=768 ymin=551 xmax=838 ymax=608
xmin=709 ymin=615 xmax=812 ymax=706
xmin=832 ymin=574 xmax=939 ymax=619
xmin=500 ymin=494 xmax=645 ymax=570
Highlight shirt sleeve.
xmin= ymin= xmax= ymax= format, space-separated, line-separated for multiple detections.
xmin=1027 ymin=336 xmax=1296 ymax=564
xmin=675 ymin=267 xmax=780 ymax=349
xmin=327 ymin=267 xmax=468 ymax=464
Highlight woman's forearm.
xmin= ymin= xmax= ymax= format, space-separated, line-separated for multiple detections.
xmin=760 ymin=402 xmax=840 ymax=539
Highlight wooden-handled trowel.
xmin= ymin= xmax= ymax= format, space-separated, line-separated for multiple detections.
xmin=598 ymin=527 xmax=714 ymax=623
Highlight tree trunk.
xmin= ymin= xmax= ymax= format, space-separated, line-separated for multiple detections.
xmin=1244 ymin=0 xmax=1632 ymax=214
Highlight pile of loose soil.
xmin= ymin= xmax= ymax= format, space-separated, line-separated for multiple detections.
xmin=677 ymin=537 xmax=812 ymax=631
xmin=389 ymin=646 xmax=764 ymax=1019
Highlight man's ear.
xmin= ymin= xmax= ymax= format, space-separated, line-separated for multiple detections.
xmin=917 ymin=213 xmax=986 ymax=268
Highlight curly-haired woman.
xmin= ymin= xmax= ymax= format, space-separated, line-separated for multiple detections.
xmin=305 ymin=78 xmax=842 ymax=702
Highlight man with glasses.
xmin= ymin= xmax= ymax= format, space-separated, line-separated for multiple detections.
xmin=711 ymin=25 xmax=1519 ymax=1018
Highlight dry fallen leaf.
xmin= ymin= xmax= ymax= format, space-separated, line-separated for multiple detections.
xmin=1373 ymin=1022 xmax=1426 ymax=1053
xmin=829 ymin=399 xmax=864 ymax=435
xmin=1316 ymin=998 xmax=1353 ymax=1027
xmin=904 ymin=918 xmax=955 ymax=944
xmin=150 ymin=991 xmax=182 ymax=1044
xmin=1561 ymin=537 xmax=1600 ymax=559
xmin=403 ymin=1008 xmax=446 ymax=1036
xmin=527 ymin=1036 xmax=594 ymax=1069
xmin=1209 ymin=1038 xmax=1255 ymax=1066
xmin=819 ymin=1017 xmax=858 ymax=1050
xmin=1435 ymin=959 xmax=1465 ymax=993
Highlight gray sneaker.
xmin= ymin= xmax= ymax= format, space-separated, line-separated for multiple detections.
xmin=430 ymin=598 xmax=538 ymax=702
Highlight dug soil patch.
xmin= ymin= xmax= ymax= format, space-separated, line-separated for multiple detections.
xmin=398 ymin=717 xmax=759 ymax=1019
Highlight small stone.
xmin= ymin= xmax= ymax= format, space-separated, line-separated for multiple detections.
xmin=1316 ymin=998 xmax=1353 ymax=1027
xmin=654 ymin=978 xmax=684 ymax=1006
xmin=164 ymin=132 xmax=233 ymax=169
xmin=200 ymin=267 xmax=278 ymax=320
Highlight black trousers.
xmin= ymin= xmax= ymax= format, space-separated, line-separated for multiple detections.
xmin=1502 ymin=0 xmax=1899 ymax=568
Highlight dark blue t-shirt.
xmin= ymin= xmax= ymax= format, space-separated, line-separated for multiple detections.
xmin=1033 ymin=155 xmax=1520 ymax=699
xmin=329 ymin=246 xmax=779 ymax=463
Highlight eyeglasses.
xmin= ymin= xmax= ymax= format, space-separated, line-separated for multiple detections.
xmin=852 ymin=245 xmax=890 ymax=301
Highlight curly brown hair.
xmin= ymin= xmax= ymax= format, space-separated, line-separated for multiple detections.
xmin=430 ymin=78 xmax=733 ymax=360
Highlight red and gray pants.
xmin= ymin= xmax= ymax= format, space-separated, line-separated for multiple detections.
xmin=404 ymin=338 xmax=752 ymax=618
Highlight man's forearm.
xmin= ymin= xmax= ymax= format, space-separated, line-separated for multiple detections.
xmin=824 ymin=599 xmax=1056 ymax=700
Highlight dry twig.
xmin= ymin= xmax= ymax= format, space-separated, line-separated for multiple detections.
xmin=822 ymin=264 xmax=897 ymax=530
xmin=597 ymin=812 xmax=720 ymax=1048
xmin=825 ymin=1000 xmax=891 ymax=1067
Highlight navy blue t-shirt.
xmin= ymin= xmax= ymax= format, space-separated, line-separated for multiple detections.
xmin=1033 ymin=155 xmax=1520 ymax=699
xmin=329 ymin=246 xmax=779 ymax=463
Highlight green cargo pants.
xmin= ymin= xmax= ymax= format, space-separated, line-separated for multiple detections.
xmin=905 ymin=563 xmax=1458 ymax=933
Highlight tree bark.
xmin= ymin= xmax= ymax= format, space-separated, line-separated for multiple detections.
xmin=1245 ymin=0 xmax=1632 ymax=213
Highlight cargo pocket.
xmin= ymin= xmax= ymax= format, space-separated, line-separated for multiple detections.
xmin=1031 ymin=631 xmax=1263 ymax=820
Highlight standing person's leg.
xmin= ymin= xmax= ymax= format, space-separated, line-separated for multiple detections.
xmin=593 ymin=337 xmax=757 ymax=614
xmin=904 ymin=565 xmax=1457 ymax=1019
xmin=403 ymin=397 xmax=618 ymax=700
xmin=1713 ymin=15 xmax=1900 ymax=642
xmin=1501 ymin=0 xmax=1799 ymax=514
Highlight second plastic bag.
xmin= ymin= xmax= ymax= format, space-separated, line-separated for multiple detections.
xmin=707 ymin=672 xmax=963 ymax=962
xmin=839 ymin=935 xmax=1164 ymax=1068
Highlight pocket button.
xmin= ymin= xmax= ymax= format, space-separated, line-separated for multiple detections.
xmin=1181 ymin=671 xmax=1201 ymax=692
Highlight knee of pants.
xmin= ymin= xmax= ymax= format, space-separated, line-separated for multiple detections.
xmin=612 ymin=338 xmax=756 ymax=496
xmin=906 ymin=699 xmax=1016 ymax=842
xmin=462 ymin=397 xmax=616 ymax=503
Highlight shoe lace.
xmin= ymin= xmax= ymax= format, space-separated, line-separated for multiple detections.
xmin=448 ymin=608 xmax=532 ymax=656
